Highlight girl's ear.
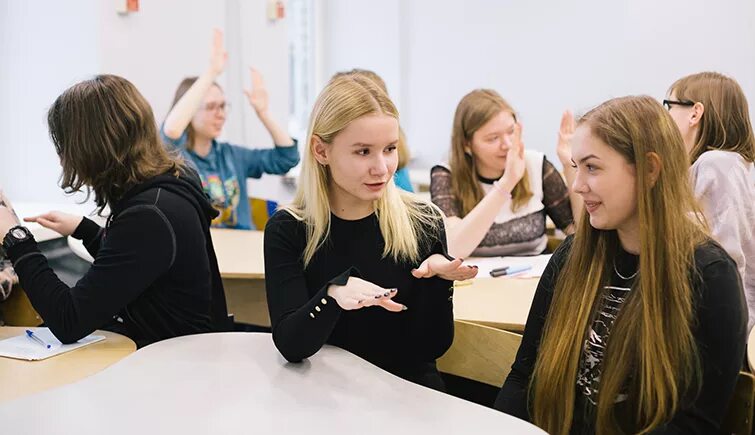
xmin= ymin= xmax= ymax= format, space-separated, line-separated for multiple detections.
xmin=312 ymin=135 xmax=328 ymax=165
xmin=646 ymin=151 xmax=662 ymax=187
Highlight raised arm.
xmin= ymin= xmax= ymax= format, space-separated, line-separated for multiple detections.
xmin=244 ymin=68 xmax=294 ymax=147
xmin=162 ymin=29 xmax=227 ymax=140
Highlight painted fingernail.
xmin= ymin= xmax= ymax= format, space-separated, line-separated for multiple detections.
xmin=389 ymin=288 xmax=397 ymax=292
xmin=383 ymin=292 xmax=389 ymax=297
xmin=402 ymin=305 xmax=408 ymax=311
xmin=357 ymin=300 xmax=363 ymax=304
xmin=375 ymin=295 xmax=381 ymax=299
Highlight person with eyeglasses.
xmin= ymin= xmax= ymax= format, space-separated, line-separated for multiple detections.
xmin=665 ymin=71 xmax=755 ymax=332
xmin=162 ymin=29 xmax=300 ymax=230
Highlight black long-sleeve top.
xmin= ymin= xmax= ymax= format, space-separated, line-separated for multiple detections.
xmin=264 ymin=208 xmax=454 ymax=388
xmin=495 ymin=236 xmax=747 ymax=434
xmin=6 ymin=172 xmax=229 ymax=347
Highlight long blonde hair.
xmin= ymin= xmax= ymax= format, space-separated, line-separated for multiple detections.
xmin=450 ymin=89 xmax=532 ymax=215
xmin=285 ymin=75 xmax=439 ymax=267
xmin=330 ymin=68 xmax=411 ymax=169
xmin=669 ymin=71 xmax=755 ymax=164
xmin=531 ymin=96 xmax=706 ymax=434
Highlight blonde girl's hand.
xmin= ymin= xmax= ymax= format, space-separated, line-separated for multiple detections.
xmin=327 ymin=276 xmax=406 ymax=312
xmin=411 ymin=254 xmax=478 ymax=281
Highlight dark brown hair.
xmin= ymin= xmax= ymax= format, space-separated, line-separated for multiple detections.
xmin=48 ymin=74 xmax=184 ymax=212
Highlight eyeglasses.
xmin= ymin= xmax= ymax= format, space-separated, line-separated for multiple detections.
xmin=201 ymin=102 xmax=231 ymax=113
xmin=662 ymin=99 xmax=694 ymax=111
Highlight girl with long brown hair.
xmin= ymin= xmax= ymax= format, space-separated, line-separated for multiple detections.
xmin=0 ymin=75 xmax=229 ymax=347
xmin=495 ymin=96 xmax=746 ymax=434
xmin=430 ymin=89 xmax=581 ymax=258
xmin=665 ymin=71 xmax=755 ymax=332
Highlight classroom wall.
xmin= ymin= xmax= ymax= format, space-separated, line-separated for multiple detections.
xmin=324 ymin=0 xmax=755 ymax=169
xmin=0 ymin=0 xmax=291 ymax=205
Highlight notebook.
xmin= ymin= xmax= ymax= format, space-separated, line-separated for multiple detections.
xmin=0 ymin=328 xmax=106 ymax=361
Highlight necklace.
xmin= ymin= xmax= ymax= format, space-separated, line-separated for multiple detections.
xmin=613 ymin=258 xmax=639 ymax=280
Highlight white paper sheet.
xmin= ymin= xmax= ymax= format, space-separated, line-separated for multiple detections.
xmin=0 ymin=328 xmax=106 ymax=361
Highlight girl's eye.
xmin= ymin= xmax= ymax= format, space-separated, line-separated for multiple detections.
xmin=385 ymin=145 xmax=397 ymax=153
xmin=586 ymin=164 xmax=597 ymax=172
xmin=356 ymin=149 xmax=369 ymax=156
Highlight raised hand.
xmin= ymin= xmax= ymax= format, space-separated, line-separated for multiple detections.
xmin=24 ymin=211 xmax=83 ymax=237
xmin=208 ymin=28 xmax=228 ymax=77
xmin=244 ymin=68 xmax=269 ymax=115
xmin=498 ymin=122 xmax=527 ymax=192
xmin=327 ymin=276 xmax=406 ymax=312
xmin=411 ymin=254 xmax=479 ymax=281
xmin=556 ymin=110 xmax=575 ymax=166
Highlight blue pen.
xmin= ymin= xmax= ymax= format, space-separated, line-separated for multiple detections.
xmin=26 ymin=329 xmax=52 ymax=349
xmin=490 ymin=264 xmax=532 ymax=277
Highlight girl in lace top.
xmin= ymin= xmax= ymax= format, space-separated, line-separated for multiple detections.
xmin=430 ymin=89 xmax=581 ymax=257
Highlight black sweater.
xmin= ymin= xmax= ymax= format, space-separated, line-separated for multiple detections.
xmin=7 ymin=171 xmax=229 ymax=347
xmin=495 ymin=236 xmax=747 ymax=434
xmin=264 ymin=209 xmax=454 ymax=389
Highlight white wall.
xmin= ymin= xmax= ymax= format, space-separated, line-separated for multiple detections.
xmin=0 ymin=0 xmax=101 ymax=204
xmin=0 ymin=0 xmax=292 ymax=205
xmin=324 ymin=0 xmax=755 ymax=169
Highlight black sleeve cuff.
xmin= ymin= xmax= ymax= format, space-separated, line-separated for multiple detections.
xmin=72 ymin=217 xmax=101 ymax=242
xmin=7 ymin=238 xmax=42 ymax=266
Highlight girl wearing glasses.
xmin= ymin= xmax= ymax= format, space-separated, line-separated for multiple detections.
xmin=264 ymin=75 xmax=477 ymax=390
xmin=162 ymin=30 xmax=299 ymax=230
xmin=665 ymin=72 xmax=755 ymax=332
xmin=496 ymin=96 xmax=745 ymax=434
xmin=430 ymin=89 xmax=581 ymax=258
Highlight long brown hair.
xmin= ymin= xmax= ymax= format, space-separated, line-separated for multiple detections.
xmin=531 ymin=96 xmax=706 ymax=434
xmin=331 ymin=69 xmax=411 ymax=170
xmin=450 ymin=89 xmax=532 ymax=215
xmin=669 ymin=71 xmax=755 ymax=163
xmin=48 ymin=75 xmax=184 ymax=212
xmin=169 ymin=77 xmax=222 ymax=151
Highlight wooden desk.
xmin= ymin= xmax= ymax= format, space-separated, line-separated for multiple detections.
xmin=0 ymin=333 xmax=544 ymax=434
xmin=0 ymin=327 xmax=136 ymax=403
xmin=453 ymin=277 xmax=539 ymax=333
xmin=211 ymin=228 xmax=265 ymax=279
xmin=748 ymin=327 xmax=755 ymax=372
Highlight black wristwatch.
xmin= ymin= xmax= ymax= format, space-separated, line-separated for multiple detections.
xmin=2 ymin=225 xmax=33 ymax=251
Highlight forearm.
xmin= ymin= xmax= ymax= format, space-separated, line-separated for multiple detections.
xmin=163 ymin=69 xmax=218 ymax=139
xmin=446 ymin=189 xmax=510 ymax=258
xmin=257 ymin=111 xmax=293 ymax=146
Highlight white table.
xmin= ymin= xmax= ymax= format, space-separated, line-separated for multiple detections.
xmin=0 ymin=333 xmax=544 ymax=434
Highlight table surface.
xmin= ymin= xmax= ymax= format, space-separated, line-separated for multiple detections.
xmin=453 ymin=277 xmax=539 ymax=332
xmin=211 ymin=228 xmax=265 ymax=279
xmin=0 ymin=332 xmax=544 ymax=434
xmin=0 ymin=327 xmax=136 ymax=404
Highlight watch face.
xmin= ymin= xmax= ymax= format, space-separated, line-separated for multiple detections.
xmin=11 ymin=228 xmax=26 ymax=239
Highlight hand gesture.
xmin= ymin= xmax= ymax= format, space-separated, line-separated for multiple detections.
xmin=208 ymin=28 xmax=228 ymax=77
xmin=24 ymin=211 xmax=83 ymax=237
xmin=556 ymin=110 xmax=575 ymax=166
xmin=411 ymin=254 xmax=478 ymax=281
xmin=499 ymin=122 xmax=527 ymax=192
xmin=327 ymin=276 xmax=405 ymax=312
xmin=244 ymin=68 xmax=269 ymax=115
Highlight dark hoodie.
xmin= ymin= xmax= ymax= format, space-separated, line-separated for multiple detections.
xmin=7 ymin=170 xmax=230 ymax=347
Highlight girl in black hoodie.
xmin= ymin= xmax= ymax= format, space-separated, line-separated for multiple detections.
xmin=0 ymin=75 xmax=229 ymax=347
